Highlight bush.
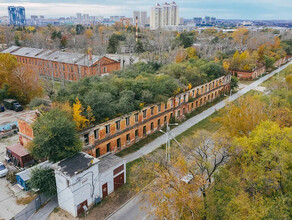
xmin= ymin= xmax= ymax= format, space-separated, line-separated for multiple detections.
xmin=28 ymin=98 xmax=50 ymax=109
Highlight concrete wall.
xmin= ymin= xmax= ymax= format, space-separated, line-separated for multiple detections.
xmin=98 ymin=161 xmax=126 ymax=198
xmin=55 ymin=163 xmax=100 ymax=217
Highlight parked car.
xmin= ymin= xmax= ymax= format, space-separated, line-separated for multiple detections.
xmin=0 ymin=162 xmax=8 ymax=177
xmin=3 ymin=99 xmax=23 ymax=112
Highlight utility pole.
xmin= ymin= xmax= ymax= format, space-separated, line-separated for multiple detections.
xmin=160 ymin=122 xmax=178 ymax=163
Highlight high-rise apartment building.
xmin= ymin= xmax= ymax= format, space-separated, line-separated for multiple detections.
xmin=150 ymin=2 xmax=179 ymax=30
xmin=76 ymin=13 xmax=82 ymax=21
xmin=133 ymin=11 xmax=147 ymax=27
xmin=8 ymin=6 xmax=26 ymax=26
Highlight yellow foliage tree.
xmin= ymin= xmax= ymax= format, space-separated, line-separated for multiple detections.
xmin=223 ymin=61 xmax=230 ymax=72
xmin=73 ymin=98 xmax=89 ymax=130
xmin=85 ymin=29 xmax=93 ymax=39
xmin=186 ymin=47 xmax=198 ymax=59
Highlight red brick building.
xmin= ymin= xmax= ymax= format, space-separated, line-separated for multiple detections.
xmin=1 ymin=46 xmax=120 ymax=81
xmin=15 ymin=75 xmax=231 ymax=158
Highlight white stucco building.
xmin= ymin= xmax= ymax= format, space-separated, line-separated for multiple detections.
xmin=53 ymin=152 xmax=126 ymax=217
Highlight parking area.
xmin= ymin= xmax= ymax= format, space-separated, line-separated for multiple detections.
xmin=0 ymin=109 xmax=30 ymax=126
xmin=0 ymin=135 xmax=28 ymax=219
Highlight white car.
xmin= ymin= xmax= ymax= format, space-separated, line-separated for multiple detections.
xmin=0 ymin=162 xmax=8 ymax=177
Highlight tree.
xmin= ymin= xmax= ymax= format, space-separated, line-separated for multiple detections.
xmin=230 ymin=76 xmax=239 ymax=90
xmin=8 ymin=65 xmax=43 ymax=104
xmin=30 ymin=108 xmax=82 ymax=162
xmin=213 ymin=95 xmax=268 ymax=137
xmin=28 ymin=167 xmax=56 ymax=196
xmin=84 ymin=29 xmax=93 ymax=39
xmin=206 ymin=121 xmax=292 ymax=219
xmin=264 ymin=55 xmax=275 ymax=70
xmin=135 ymin=40 xmax=145 ymax=53
xmin=73 ymin=98 xmax=89 ymax=130
xmin=0 ymin=53 xmax=18 ymax=88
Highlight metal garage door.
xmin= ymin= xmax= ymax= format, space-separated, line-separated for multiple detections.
xmin=114 ymin=172 xmax=124 ymax=191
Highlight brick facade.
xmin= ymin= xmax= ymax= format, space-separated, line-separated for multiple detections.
xmin=81 ymin=75 xmax=231 ymax=157
xmin=1 ymin=46 xmax=120 ymax=81
xmin=16 ymin=75 xmax=231 ymax=158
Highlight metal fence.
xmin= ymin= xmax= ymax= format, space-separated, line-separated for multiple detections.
xmin=13 ymin=194 xmax=50 ymax=220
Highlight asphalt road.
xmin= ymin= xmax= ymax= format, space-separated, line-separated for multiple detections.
xmin=110 ymin=61 xmax=292 ymax=220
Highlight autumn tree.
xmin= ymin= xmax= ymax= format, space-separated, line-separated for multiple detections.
xmin=8 ymin=66 xmax=43 ymax=104
xmin=73 ymin=98 xmax=95 ymax=130
xmin=206 ymin=121 xmax=292 ymax=219
xmin=213 ymin=95 xmax=269 ymax=137
xmin=30 ymin=108 xmax=82 ymax=162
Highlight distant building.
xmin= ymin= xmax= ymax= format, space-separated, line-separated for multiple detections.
xmin=8 ymin=6 xmax=26 ymax=26
xmin=205 ymin=16 xmax=210 ymax=25
xmin=150 ymin=1 xmax=179 ymax=30
xmin=211 ymin=17 xmax=216 ymax=24
xmin=179 ymin=17 xmax=184 ymax=25
xmin=1 ymin=46 xmax=121 ymax=81
xmin=76 ymin=13 xmax=82 ymax=21
xmin=83 ymin=14 xmax=89 ymax=21
xmin=133 ymin=11 xmax=148 ymax=26
xmin=193 ymin=17 xmax=202 ymax=25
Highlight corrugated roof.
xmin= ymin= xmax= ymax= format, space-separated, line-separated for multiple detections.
xmin=16 ymin=160 xmax=53 ymax=182
xmin=98 ymin=153 xmax=124 ymax=174
xmin=1 ymin=46 xmax=109 ymax=67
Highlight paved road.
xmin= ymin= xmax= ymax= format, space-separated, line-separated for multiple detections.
xmin=124 ymin=60 xmax=292 ymax=163
xmin=107 ymin=193 xmax=153 ymax=220
xmin=28 ymin=197 xmax=58 ymax=220
xmin=110 ymin=61 xmax=292 ymax=220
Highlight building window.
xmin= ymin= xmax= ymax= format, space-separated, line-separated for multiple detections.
xmin=179 ymin=96 xmax=181 ymax=104
xmin=105 ymin=124 xmax=110 ymax=134
xmin=192 ymin=90 xmax=195 ymax=97
xmin=94 ymin=129 xmax=99 ymax=139
xmin=135 ymin=113 xmax=139 ymax=122
xmin=96 ymin=148 xmax=100 ymax=157
xmin=151 ymin=122 xmax=154 ymax=131
xmin=126 ymin=116 xmax=130 ymax=126
xmin=158 ymin=104 xmax=161 ymax=112
xmin=107 ymin=143 xmax=111 ymax=152
xmin=183 ymin=108 xmax=185 ymax=114
xmin=126 ymin=133 xmax=130 ymax=142
xmin=117 ymin=138 xmax=121 ymax=149
xmin=170 ymin=113 xmax=173 ymax=118
xmin=158 ymin=119 xmax=161 ymax=127
xmin=103 ymin=66 xmax=107 ymax=73
xmin=71 ymin=66 xmax=73 ymax=72
xmin=143 ymin=110 xmax=147 ymax=118
xmin=151 ymin=107 xmax=154 ymax=115
xmin=84 ymin=134 xmax=89 ymax=145
xmin=183 ymin=95 xmax=186 ymax=103
xmin=116 ymin=120 xmax=120 ymax=130
xmin=135 ymin=129 xmax=139 ymax=138
xmin=164 ymin=115 xmax=167 ymax=124
xmin=165 ymin=103 xmax=167 ymax=110
xmin=143 ymin=126 xmax=147 ymax=136
xmin=178 ymin=110 xmax=180 ymax=117
xmin=191 ymin=103 xmax=194 ymax=109
xmin=171 ymin=100 xmax=173 ymax=107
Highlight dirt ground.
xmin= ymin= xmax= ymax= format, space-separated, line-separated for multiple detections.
xmin=0 ymin=135 xmax=28 ymax=220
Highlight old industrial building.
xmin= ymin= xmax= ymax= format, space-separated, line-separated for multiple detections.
xmin=82 ymin=74 xmax=231 ymax=157
xmin=14 ymin=75 xmax=231 ymax=158
xmin=52 ymin=152 xmax=126 ymax=216
xmin=1 ymin=46 xmax=120 ymax=81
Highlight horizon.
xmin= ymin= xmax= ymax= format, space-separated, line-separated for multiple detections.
xmin=0 ymin=0 xmax=292 ymax=20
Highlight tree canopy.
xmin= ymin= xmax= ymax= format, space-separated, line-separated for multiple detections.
xmin=30 ymin=108 xmax=82 ymax=162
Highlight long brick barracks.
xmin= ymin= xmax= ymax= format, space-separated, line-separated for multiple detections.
xmin=16 ymin=74 xmax=231 ymax=158
xmin=1 ymin=46 xmax=120 ymax=80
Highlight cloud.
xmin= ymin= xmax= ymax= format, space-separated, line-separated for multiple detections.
xmin=0 ymin=0 xmax=291 ymax=19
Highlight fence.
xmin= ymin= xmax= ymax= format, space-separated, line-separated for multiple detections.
xmin=13 ymin=194 xmax=51 ymax=220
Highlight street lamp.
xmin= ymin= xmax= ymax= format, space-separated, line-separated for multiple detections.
xmin=159 ymin=122 xmax=179 ymax=163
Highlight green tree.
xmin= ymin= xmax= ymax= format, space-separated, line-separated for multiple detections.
xmin=135 ymin=40 xmax=145 ymax=53
xmin=264 ymin=55 xmax=275 ymax=70
xmin=230 ymin=76 xmax=239 ymax=90
xmin=30 ymin=108 xmax=82 ymax=162
xmin=28 ymin=167 xmax=56 ymax=196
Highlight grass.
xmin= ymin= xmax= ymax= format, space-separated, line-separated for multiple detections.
xmin=116 ymin=129 xmax=165 ymax=157
xmin=16 ymin=193 xmax=37 ymax=205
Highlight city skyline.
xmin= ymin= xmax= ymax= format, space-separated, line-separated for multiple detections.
xmin=0 ymin=0 xmax=292 ymax=20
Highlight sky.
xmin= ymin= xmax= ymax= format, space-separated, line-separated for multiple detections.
xmin=0 ymin=0 xmax=292 ymax=20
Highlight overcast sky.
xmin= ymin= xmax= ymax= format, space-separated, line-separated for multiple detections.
xmin=0 ymin=0 xmax=291 ymax=20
